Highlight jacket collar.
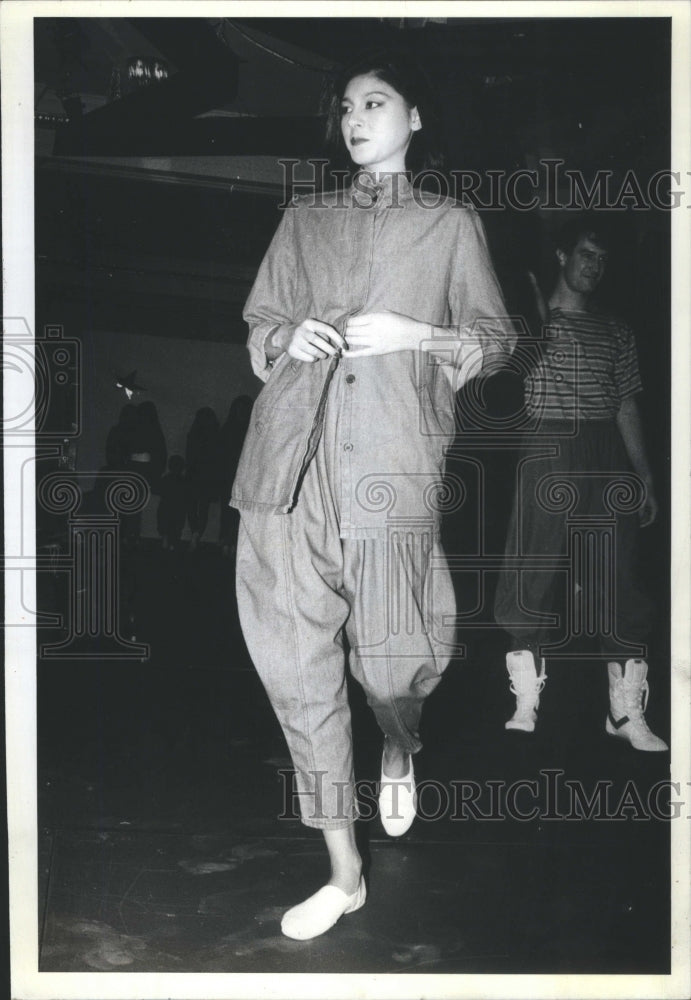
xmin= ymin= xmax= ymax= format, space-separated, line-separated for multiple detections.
xmin=348 ymin=170 xmax=414 ymax=208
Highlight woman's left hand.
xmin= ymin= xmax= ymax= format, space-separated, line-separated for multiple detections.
xmin=343 ymin=311 xmax=425 ymax=357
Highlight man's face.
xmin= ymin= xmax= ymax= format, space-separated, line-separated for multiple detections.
xmin=558 ymin=236 xmax=609 ymax=295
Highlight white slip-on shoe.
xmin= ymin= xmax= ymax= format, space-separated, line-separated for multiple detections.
xmin=379 ymin=753 xmax=417 ymax=837
xmin=280 ymin=877 xmax=366 ymax=940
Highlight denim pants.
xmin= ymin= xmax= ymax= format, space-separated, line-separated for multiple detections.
xmin=235 ymin=389 xmax=456 ymax=829
xmin=493 ymin=420 xmax=654 ymax=657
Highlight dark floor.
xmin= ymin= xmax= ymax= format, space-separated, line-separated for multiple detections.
xmin=37 ymin=540 xmax=672 ymax=974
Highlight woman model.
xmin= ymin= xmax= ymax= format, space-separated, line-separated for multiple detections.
xmin=231 ymin=49 xmax=514 ymax=940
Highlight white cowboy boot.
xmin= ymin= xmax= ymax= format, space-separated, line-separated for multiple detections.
xmin=505 ymin=650 xmax=547 ymax=732
xmin=606 ymin=660 xmax=668 ymax=751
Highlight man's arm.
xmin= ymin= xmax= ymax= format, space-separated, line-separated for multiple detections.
xmin=616 ymin=395 xmax=658 ymax=527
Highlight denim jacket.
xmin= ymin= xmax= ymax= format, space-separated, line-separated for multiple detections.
xmin=231 ymin=174 xmax=515 ymax=534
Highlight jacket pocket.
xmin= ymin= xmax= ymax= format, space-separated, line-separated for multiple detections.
xmin=251 ymin=357 xmax=311 ymax=436
xmin=232 ymin=359 xmax=327 ymax=510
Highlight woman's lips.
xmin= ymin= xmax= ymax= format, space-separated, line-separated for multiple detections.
xmin=350 ymin=137 xmax=368 ymax=145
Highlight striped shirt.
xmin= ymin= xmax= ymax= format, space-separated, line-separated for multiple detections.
xmin=525 ymin=308 xmax=642 ymax=422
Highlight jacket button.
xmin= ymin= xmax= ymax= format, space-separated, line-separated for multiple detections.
xmin=343 ymin=443 xmax=353 ymax=452
xmin=346 ymin=374 xmax=356 ymax=384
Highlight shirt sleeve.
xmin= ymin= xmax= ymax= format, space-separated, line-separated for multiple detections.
xmin=242 ymin=204 xmax=299 ymax=382
xmin=614 ymin=321 xmax=643 ymax=402
xmin=446 ymin=207 xmax=517 ymax=385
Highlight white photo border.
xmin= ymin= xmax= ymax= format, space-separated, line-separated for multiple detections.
xmin=3 ymin=2 xmax=690 ymax=998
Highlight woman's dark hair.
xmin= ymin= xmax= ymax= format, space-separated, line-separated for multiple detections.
xmin=323 ymin=47 xmax=446 ymax=177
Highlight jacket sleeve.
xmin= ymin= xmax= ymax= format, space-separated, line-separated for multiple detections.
xmin=242 ymin=205 xmax=299 ymax=382
xmin=446 ymin=207 xmax=517 ymax=386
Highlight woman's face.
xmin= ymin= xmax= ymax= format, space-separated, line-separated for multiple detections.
xmin=340 ymin=73 xmax=421 ymax=175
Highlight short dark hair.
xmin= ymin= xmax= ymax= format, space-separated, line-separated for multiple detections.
xmin=323 ymin=47 xmax=446 ymax=176
xmin=555 ymin=213 xmax=613 ymax=255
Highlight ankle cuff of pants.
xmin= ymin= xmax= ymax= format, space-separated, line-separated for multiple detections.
xmin=509 ymin=642 xmax=540 ymax=657
xmin=298 ymin=814 xmax=359 ymax=831
xmin=381 ymin=735 xmax=421 ymax=755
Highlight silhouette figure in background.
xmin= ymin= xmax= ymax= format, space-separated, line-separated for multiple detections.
xmin=135 ymin=401 xmax=168 ymax=496
xmin=105 ymin=403 xmax=143 ymax=546
xmin=105 ymin=403 xmax=138 ymax=471
xmin=219 ymin=395 xmax=254 ymax=558
xmin=157 ymin=454 xmax=190 ymax=551
xmin=186 ymin=407 xmax=221 ymax=551
xmin=106 ymin=401 xmax=167 ymax=546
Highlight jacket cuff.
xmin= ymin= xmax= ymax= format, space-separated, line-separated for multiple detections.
xmin=250 ymin=325 xmax=280 ymax=382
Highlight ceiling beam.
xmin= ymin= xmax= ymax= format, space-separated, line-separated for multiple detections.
xmin=53 ymin=111 xmax=325 ymax=157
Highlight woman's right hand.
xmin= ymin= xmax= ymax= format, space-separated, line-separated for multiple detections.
xmin=269 ymin=320 xmax=346 ymax=363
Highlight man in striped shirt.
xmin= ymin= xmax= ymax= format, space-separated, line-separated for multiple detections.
xmin=493 ymin=216 xmax=667 ymax=751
